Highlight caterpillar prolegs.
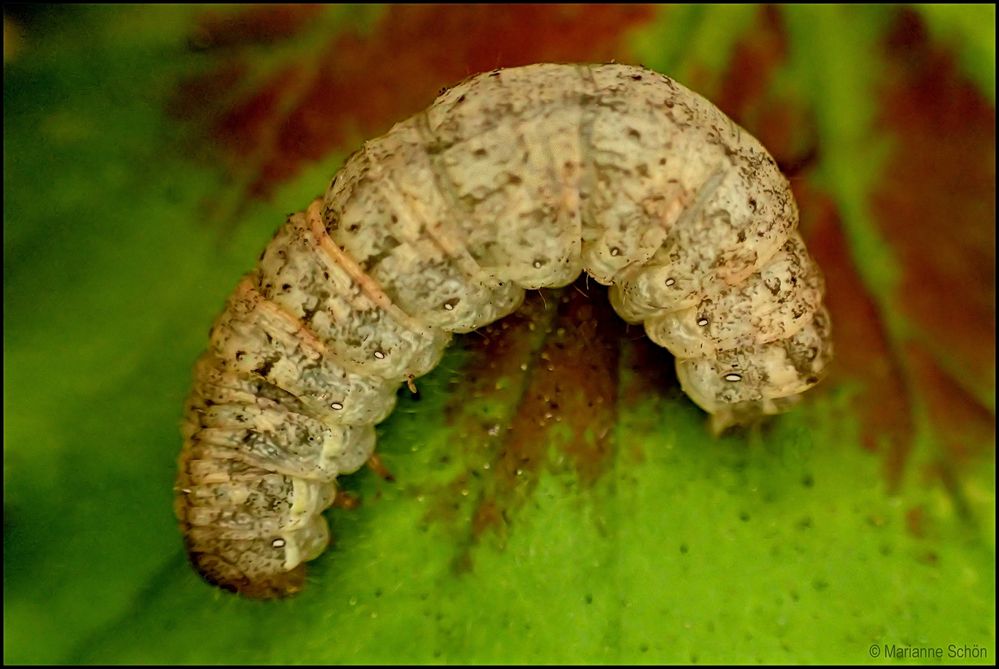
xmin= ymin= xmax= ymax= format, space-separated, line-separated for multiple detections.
xmin=175 ymin=63 xmax=832 ymax=598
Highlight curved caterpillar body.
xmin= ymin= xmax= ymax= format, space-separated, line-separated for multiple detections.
xmin=176 ymin=63 xmax=832 ymax=598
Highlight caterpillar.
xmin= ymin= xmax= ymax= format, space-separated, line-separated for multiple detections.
xmin=175 ymin=62 xmax=832 ymax=598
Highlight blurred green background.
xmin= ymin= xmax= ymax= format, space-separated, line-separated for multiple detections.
xmin=4 ymin=4 xmax=994 ymax=664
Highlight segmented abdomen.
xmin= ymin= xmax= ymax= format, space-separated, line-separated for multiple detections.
xmin=175 ymin=63 xmax=832 ymax=598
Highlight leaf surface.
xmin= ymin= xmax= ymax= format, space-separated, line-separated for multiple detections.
xmin=4 ymin=5 xmax=994 ymax=664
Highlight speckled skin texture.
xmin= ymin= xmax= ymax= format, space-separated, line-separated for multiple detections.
xmin=176 ymin=63 xmax=832 ymax=598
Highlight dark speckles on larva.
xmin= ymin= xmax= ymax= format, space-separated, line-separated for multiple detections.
xmin=175 ymin=62 xmax=831 ymax=599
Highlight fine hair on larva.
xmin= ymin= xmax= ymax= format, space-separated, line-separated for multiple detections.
xmin=175 ymin=62 xmax=832 ymax=598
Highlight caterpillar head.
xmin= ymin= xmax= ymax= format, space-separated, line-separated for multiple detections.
xmin=675 ymin=307 xmax=832 ymax=433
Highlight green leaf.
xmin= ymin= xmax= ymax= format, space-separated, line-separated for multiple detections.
xmin=4 ymin=5 xmax=994 ymax=664
xmin=916 ymin=4 xmax=996 ymax=103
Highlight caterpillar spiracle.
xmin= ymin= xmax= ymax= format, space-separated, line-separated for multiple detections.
xmin=175 ymin=63 xmax=832 ymax=598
